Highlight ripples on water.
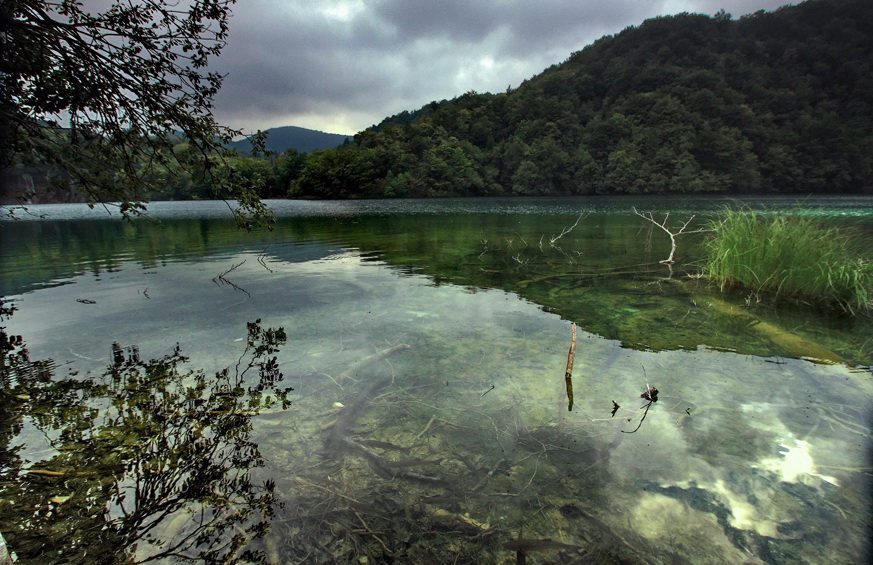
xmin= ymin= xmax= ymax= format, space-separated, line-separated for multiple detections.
xmin=5 ymin=194 xmax=873 ymax=220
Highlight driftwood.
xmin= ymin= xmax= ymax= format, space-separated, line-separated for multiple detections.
xmin=325 ymin=343 xmax=412 ymax=454
xmin=703 ymin=297 xmax=845 ymax=363
xmin=548 ymin=211 xmax=589 ymax=247
xmin=516 ymin=262 xmax=664 ymax=287
xmin=339 ymin=436 xmax=449 ymax=486
xmin=565 ymin=322 xmax=577 ymax=411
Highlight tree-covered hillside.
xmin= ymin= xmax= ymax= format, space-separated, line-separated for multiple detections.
xmin=290 ymin=0 xmax=872 ymax=198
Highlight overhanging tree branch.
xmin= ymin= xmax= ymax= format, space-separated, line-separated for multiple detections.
xmin=2 ymin=1 xmax=272 ymax=227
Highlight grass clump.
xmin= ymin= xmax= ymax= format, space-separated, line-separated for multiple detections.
xmin=704 ymin=209 xmax=873 ymax=315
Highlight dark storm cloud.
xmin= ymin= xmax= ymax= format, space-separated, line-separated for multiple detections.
xmin=211 ymin=0 xmax=790 ymax=135
xmin=369 ymin=0 xmax=637 ymax=56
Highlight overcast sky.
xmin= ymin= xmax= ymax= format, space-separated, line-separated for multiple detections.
xmin=211 ymin=0 xmax=792 ymax=135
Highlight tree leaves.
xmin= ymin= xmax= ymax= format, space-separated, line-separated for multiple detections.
xmin=3 ymin=1 xmax=272 ymax=228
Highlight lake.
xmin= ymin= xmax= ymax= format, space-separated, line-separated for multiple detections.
xmin=1 ymin=196 xmax=871 ymax=564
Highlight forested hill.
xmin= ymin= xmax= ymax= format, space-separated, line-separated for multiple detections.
xmin=292 ymin=0 xmax=872 ymax=198
xmin=229 ymin=126 xmax=350 ymax=154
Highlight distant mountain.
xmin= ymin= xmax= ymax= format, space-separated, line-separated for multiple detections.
xmin=228 ymin=126 xmax=351 ymax=154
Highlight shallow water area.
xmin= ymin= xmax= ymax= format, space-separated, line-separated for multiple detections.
xmin=1 ymin=197 xmax=871 ymax=564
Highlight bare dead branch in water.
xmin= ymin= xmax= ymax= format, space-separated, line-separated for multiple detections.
xmin=622 ymin=367 xmax=659 ymax=433
xmin=338 ymin=344 xmax=411 ymax=382
xmin=414 ymin=416 xmax=438 ymax=442
xmin=354 ymin=512 xmax=392 ymax=555
xmin=549 ymin=211 xmax=589 ymax=247
xmin=632 ymin=207 xmax=707 ymax=264
xmin=565 ymin=322 xmax=577 ymax=411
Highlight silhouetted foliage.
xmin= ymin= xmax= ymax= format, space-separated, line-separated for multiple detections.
xmin=0 ymin=301 xmax=291 ymax=564
xmin=2 ymin=1 xmax=272 ymax=226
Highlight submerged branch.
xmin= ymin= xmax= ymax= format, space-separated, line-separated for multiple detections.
xmin=549 ymin=211 xmax=589 ymax=247
xmin=564 ymin=322 xmax=577 ymax=411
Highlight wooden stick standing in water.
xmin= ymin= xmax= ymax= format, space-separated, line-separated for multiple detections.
xmin=565 ymin=322 xmax=577 ymax=411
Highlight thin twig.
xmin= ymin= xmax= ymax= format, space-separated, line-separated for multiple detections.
xmin=549 ymin=211 xmax=589 ymax=246
xmin=414 ymin=416 xmax=438 ymax=442
xmin=354 ymin=511 xmax=391 ymax=554
xmin=621 ymin=401 xmax=653 ymax=434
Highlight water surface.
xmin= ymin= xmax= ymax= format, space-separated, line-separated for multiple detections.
xmin=1 ymin=196 xmax=871 ymax=564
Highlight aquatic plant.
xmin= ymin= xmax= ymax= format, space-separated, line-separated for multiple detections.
xmin=704 ymin=208 xmax=873 ymax=314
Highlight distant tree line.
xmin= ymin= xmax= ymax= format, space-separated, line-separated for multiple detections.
xmin=9 ymin=0 xmax=871 ymax=204
xmin=255 ymin=0 xmax=867 ymax=200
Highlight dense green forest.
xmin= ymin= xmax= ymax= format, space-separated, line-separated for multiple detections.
xmin=133 ymin=0 xmax=873 ymax=200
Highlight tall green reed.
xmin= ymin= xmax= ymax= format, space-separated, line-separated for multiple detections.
xmin=704 ymin=208 xmax=873 ymax=315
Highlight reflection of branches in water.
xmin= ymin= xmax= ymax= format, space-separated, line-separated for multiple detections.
xmin=256 ymin=245 xmax=273 ymax=273
xmin=212 ymin=260 xmax=250 ymax=296
xmin=0 ymin=314 xmax=291 ymax=564
xmin=621 ymin=399 xmax=655 ymax=434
